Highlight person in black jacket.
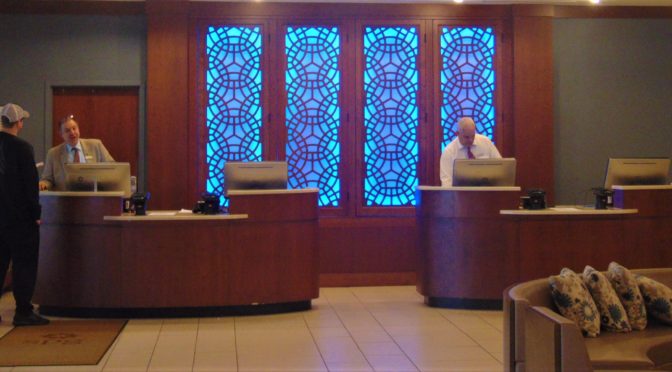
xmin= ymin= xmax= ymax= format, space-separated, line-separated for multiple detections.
xmin=0 ymin=103 xmax=49 ymax=326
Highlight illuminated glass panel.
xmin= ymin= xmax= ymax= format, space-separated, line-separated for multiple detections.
xmin=285 ymin=26 xmax=341 ymax=207
xmin=440 ymin=27 xmax=495 ymax=148
xmin=363 ymin=26 xmax=419 ymax=207
xmin=205 ymin=26 xmax=263 ymax=206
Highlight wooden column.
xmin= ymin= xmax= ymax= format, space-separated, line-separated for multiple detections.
xmin=146 ymin=0 xmax=190 ymax=209
xmin=512 ymin=5 xmax=555 ymax=203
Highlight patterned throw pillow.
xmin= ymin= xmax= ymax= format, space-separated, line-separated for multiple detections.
xmin=582 ymin=265 xmax=631 ymax=332
xmin=636 ymin=275 xmax=672 ymax=325
xmin=549 ymin=268 xmax=601 ymax=337
xmin=607 ymin=262 xmax=647 ymax=330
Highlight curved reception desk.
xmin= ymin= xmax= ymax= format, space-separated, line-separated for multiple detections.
xmin=416 ymin=186 xmax=521 ymax=309
xmin=35 ymin=189 xmax=319 ymax=317
xmin=415 ymin=186 xmax=671 ymax=310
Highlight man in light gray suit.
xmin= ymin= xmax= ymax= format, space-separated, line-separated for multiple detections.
xmin=39 ymin=116 xmax=114 ymax=191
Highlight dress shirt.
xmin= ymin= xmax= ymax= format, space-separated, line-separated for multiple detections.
xmin=439 ymin=133 xmax=502 ymax=186
xmin=66 ymin=143 xmax=86 ymax=163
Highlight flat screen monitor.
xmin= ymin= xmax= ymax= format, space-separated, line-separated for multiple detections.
xmin=452 ymin=158 xmax=517 ymax=187
xmin=603 ymin=158 xmax=670 ymax=189
xmin=64 ymin=162 xmax=131 ymax=197
xmin=223 ymin=161 xmax=288 ymax=195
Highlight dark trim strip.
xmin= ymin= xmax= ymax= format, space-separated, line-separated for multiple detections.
xmin=425 ymin=296 xmax=503 ymax=310
xmin=39 ymin=301 xmax=312 ymax=318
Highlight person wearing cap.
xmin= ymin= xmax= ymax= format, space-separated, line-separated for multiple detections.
xmin=38 ymin=115 xmax=114 ymax=191
xmin=439 ymin=117 xmax=502 ymax=187
xmin=0 ymin=103 xmax=50 ymax=326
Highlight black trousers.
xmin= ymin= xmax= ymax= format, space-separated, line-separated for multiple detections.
xmin=0 ymin=223 xmax=39 ymax=315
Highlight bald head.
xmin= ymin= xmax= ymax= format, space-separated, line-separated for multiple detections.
xmin=456 ymin=117 xmax=476 ymax=147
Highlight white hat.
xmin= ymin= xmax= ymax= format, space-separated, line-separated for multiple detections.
xmin=1 ymin=103 xmax=31 ymax=123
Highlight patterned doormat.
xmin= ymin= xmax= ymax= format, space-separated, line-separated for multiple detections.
xmin=0 ymin=319 xmax=127 ymax=366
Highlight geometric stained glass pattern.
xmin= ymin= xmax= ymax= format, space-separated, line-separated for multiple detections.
xmin=285 ymin=27 xmax=341 ymax=207
xmin=205 ymin=26 xmax=263 ymax=206
xmin=363 ymin=26 xmax=419 ymax=206
xmin=440 ymin=27 xmax=496 ymax=149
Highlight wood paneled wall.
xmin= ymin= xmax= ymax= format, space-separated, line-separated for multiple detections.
xmin=146 ymin=2 xmax=556 ymax=286
xmin=512 ymin=5 xmax=554 ymax=203
xmin=146 ymin=0 xmax=191 ymax=210
xmin=6 ymin=1 xmax=670 ymax=286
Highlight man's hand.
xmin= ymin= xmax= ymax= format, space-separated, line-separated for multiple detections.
xmin=38 ymin=181 xmax=49 ymax=191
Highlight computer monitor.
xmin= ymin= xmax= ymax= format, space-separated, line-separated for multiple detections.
xmin=64 ymin=162 xmax=131 ymax=197
xmin=452 ymin=158 xmax=517 ymax=187
xmin=603 ymin=158 xmax=671 ymax=189
xmin=223 ymin=161 xmax=288 ymax=195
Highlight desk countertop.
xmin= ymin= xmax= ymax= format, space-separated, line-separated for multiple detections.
xmin=500 ymin=206 xmax=638 ymax=216
xmin=104 ymin=211 xmax=248 ymax=221
xmin=418 ymin=186 xmax=521 ymax=192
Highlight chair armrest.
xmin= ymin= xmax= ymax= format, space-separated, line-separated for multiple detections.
xmin=525 ymin=306 xmax=593 ymax=372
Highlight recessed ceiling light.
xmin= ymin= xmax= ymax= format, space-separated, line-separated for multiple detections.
xmin=590 ymin=0 xmax=601 ymax=4
xmin=454 ymin=0 xmax=464 ymax=3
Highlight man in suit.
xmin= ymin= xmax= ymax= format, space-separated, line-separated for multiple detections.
xmin=439 ymin=117 xmax=502 ymax=187
xmin=0 ymin=103 xmax=50 ymax=326
xmin=39 ymin=115 xmax=114 ymax=191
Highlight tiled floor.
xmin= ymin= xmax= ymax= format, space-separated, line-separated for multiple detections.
xmin=0 ymin=286 xmax=504 ymax=371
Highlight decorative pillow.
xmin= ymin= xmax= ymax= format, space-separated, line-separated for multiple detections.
xmin=582 ymin=265 xmax=631 ymax=332
xmin=607 ymin=262 xmax=647 ymax=330
xmin=636 ymin=275 xmax=672 ymax=325
xmin=549 ymin=268 xmax=601 ymax=337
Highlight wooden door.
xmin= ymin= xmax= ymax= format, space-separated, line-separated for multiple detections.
xmin=52 ymin=86 xmax=139 ymax=176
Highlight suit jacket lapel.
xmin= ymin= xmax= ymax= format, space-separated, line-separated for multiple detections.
xmin=80 ymin=139 xmax=95 ymax=163
xmin=59 ymin=143 xmax=69 ymax=165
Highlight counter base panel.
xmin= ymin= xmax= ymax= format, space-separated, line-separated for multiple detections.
xmin=425 ymin=296 xmax=502 ymax=310
xmin=39 ymin=300 xmax=311 ymax=318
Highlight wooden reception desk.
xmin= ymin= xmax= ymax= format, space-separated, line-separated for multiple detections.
xmin=35 ymin=189 xmax=319 ymax=317
xmin=416 ymin=185 xmax=672 ymax=309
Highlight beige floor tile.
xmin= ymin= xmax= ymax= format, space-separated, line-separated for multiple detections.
xmin=1 ymin=285 xmax=511 ymax=372
xmin=103 ymin=351 xmax=152 ymax=371
xmin=357 ymin=341 xmax=404 ymax=356
xmin=490 ymin=352 xmax=505 ymax=364
xmin=384 ymin=322 xmax=463 ymax=337
xmin=193 ymin=351 xmax=238 ymax=371
xmin=324 ymin=358 xmax=374 ymax=372
xmin=349 ymin=328 xmax=394 ymax=343
xmin=414 ymin=358 xmax=503 ymax=371
xmin=12 ymin=367 xmax=102 ymax=372
xmin=314 ymin=336 xmax=365 ymax=362
xmin=310 ymin=326 xmax=351 ymax=339
xmin=393 ymin=332 xmax=479 ymax=355
xmin=237 ymin=353 xmax=328 ymax=372
xmin=196 ymin=320 xmax=236 ymax=353
xmin=366 ymin=355 xmax=419 ymax=371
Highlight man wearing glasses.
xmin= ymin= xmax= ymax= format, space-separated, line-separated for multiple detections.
xmin=38 ymin=115 xmax=114 ymax=191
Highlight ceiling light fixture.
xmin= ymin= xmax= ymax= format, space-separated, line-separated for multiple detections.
xmin=590 ymin=0 xmax=601 ymax=4
xmin=454 ymin=0 xmax=464 ymax=3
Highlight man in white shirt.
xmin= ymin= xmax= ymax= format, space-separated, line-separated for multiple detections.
xmin=439 ymin=117 xmax=501 ymax=186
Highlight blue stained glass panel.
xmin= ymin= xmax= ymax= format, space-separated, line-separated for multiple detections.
xmin=205 ymin=26 xmax=263 ymax=206
xmin=285 ymin=27 xmax=341 ymax=207
xmin=363 ymin=26 xmax=419 ymax=206
xmin=440 ymin=27 xmax=496 ymax=149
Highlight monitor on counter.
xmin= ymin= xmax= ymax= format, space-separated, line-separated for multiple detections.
xmin=223 ymin=161 xmax=288 ymax=195
xmin=64 ymin=162 xmax=131 ymax=197
xmin=452 ymin=158 xmax=516 ymax=187
xmin=603 ymin=158 xmax=670 ymax=189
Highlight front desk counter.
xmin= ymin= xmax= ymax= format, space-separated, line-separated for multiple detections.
xmin=416 ymin=186 xmax=521 ymax=309
xmin=35 ymin=189 xmax=319 ymax=317
xmin=415 ymin=185 xmax=672 ymax=310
